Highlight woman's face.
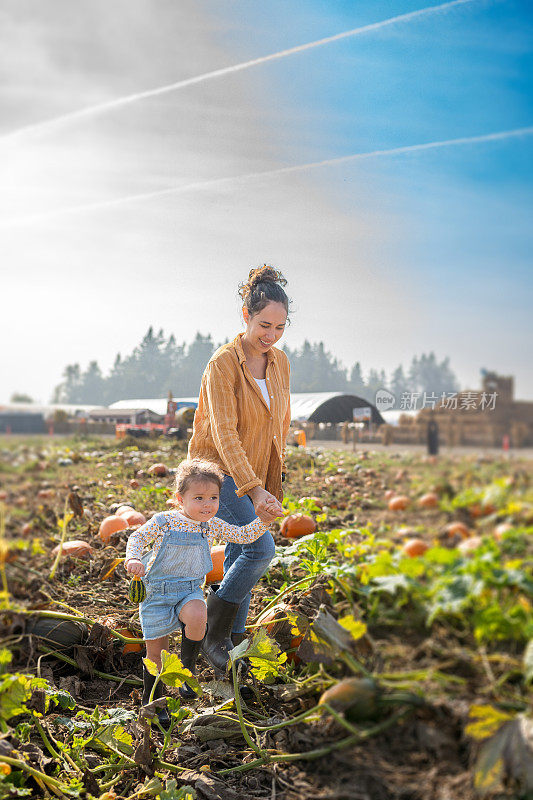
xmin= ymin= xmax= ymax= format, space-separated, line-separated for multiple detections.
xmin=243 ymin=301 xmax=287 ymax=355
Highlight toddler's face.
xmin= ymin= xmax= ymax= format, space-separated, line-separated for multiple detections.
xmin=176 ymin=480 xmax=220 ymax=522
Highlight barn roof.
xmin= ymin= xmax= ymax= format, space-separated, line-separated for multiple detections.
xmin=109 ymin=393 xmax=385 ymax=424
xmin=109 ymin=398 xmax=198 ymax=416
xmin=290 ymin=392 xmax=385 ymax=424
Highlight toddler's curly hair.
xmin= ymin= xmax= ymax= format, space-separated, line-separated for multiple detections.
xmin=174 ymin=458 xmax=225 ymax=494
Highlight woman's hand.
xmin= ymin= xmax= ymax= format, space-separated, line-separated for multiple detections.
xmin=126 ymin=559 xmax=145 ymax=577
xmin=248 ymin=486 xmax=283 ymax=522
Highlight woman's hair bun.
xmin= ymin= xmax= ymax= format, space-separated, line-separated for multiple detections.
xmin=238 ymin=264 xmax=290 ymax=318
xmin=239 ymin=265 xmax=286 ymax=300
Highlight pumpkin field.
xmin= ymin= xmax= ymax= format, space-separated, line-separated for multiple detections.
xmin=0 ymin=436 xmax=532 ymax=800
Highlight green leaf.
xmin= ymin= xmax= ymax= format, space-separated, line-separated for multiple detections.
xmin=231 ymin=628 xmax=282 ymax=663
xmin=157 ymin=650 xmax=200 ymax=692
xmin=143 ymin=656 xmax=160 ymax=677
xmin=466 ymin=704 xmax=514 ymax=741
xmin=0 ymin=649 xmax=12 ymax=675
xmin=337 ymin=615 xmax=367 ymax=641
xmin=0 ymin=673 xmax=46 ymax=722
xmin=473 ymin=716 xmax=533 ymax=796
xmin=369 ymin=574 xmax=411 ymax=595
xmin=158 ymin=778 xmax=196 ymax=799
xmin=96 ymin=724 xmax=134 ymax=755
xmin=43 ymin=685 xmax=76 ymax=711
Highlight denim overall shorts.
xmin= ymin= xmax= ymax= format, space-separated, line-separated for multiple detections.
xmin=139 ymin=517 xmax=212 ymax=640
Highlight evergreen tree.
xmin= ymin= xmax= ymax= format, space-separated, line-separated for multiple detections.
xmin=348 ymin=362 xmax=366 ymax=396
xmin=408 ymin=352 xmax=459 ymax=396
xmin=390 ymin=364 xmax=408 ymax=399
xmin=78 ymin=361 xmax=105 ymax=405
xmin=364 ymin=368 xmax=384 ymax=401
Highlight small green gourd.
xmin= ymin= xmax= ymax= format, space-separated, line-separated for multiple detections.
xmin=128 ymin=576 xmax=146 ymax=604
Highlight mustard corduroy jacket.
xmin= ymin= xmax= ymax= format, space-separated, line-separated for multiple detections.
xmin=188 ymin=333 xmax=291 ymax=500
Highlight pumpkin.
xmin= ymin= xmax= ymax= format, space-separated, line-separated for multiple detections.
xmin=128 ymin=577 xmax=147 ymax=604
xmin=256 ymin=603 xmax=302 ymax=663
xmin=205 ymin=545 xmax=225 ymax=584
xmin=121 ymin=630 xmax=144 ymax=654
xmin=418 ymin=493 xmax=439 ymax=509
xmin=26 ymin=617 xmax=88 ymax=648
xmin=388 ymin=495 xmax=410 ymax=511
xmin=129 ymin=479 xmax=140 ymax=489
xmin=115 ymin=504 xmax=134 ymax=516
xmin=148 ymin=463 xmax=168 ymax=477
xmin=402 ymin=538 xmax=429 ymax=557
xmin=51 ymin=540 xmax=93 ymax=559
xmin=119 ymin=509 xmax=146 ymax=527
xmin=444 ymin=521 xmax=471 ymax=540
xmin=494 ymin=522 xmax=513 ymax=540
xmin=319 ymin=677 xmax=380 ymax=722
xmin=458 ymin=535 xmax=483 ymax=555
xmin=98 ymin=616 xmax=144 ymax=653
xmin=280 ymin=514 xmax=316 ymax=539
xmin=99 ymin=515 xmax=128 ymax=543
xmin=469 ymin=503 xmax=496 ymax=518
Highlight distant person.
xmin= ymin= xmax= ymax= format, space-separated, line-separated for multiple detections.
xmin=427 ymin=415 xmax=439 ymax=456
xmin=188 ymin=266 xmax=291 ymax=674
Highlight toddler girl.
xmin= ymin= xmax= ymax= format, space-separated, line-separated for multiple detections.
xmin=125 ymin=458 xmax=274 ymax=725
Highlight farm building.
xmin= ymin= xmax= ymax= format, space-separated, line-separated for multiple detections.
xmin=108 ymin=393 xmax=384 ymax=425
xmin=109 ymin=397 xmax=199 ymax=416
xmin=290 ymin=392 xmax=384 ymax=424
xmin=88 ymin=408 xmax=163 ymax=425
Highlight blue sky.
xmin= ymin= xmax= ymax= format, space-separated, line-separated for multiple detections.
xmin=1 ymin=0 xmax=532 ymax=402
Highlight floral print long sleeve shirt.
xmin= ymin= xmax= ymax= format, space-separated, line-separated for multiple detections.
xmin=125 ymin=510 xmax=268 ymax=576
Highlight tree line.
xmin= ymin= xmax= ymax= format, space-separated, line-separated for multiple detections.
xmin=49 ymin=327 xmax=459 ymax=406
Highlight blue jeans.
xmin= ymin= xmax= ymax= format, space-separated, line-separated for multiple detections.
xmin=215 ymin=475 xmax=276 ymax=634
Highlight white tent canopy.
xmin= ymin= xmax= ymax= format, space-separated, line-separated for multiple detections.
xmin=109 ymin=397 xmax=198 ymax=416
xmin=109 ymin=392 xmax=384 ymax=424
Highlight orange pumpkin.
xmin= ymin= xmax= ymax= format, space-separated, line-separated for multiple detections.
xmin=494 ymin=522 xmax=513 ymax=540
xmin=148 ymin=463 xmax=168 ymax=477
xmin=458 ymin=536 xmax=482 ymax=555
xmin=205 ymin=545 xmax=225 ymax=584
xmin=418 ymin=493 xmax=439 ymax=509
xmin=469 ymin=503 xmax=496 ymax=519
xmin=51 ymin=540 xmax=93 ymax=558
xmin=388 ymin=495 xmax=410 ymax=511
xmin=402 ymin=538 xmax=429 ymax=557
xmin=99 ymin=515 xmax=128 ymax=543
xmin=115 ymin=504 xmax=134 ymax=516
xmin=444 ymin=521 xmax=471 ymax=540
xmin=280 ymin=514 xmax=316 ymax=539
xmin=257 ymin=603 xmax=302 ymax=664
xmin=98 ymin=617 xmax=143 ymax=653
xmin=119 ymin=509 xmax=146 ymax=527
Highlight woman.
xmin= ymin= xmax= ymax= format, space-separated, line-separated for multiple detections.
xmin=188 ymin=265 xmax=291 ymax=673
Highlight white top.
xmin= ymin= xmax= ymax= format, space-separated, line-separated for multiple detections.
xmin=254 ymin=378 xmax=271 ymax=409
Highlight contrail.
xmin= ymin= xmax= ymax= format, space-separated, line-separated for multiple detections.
xmin=1 ymin=0 xmax=478 ymax=144
xmin=3 ymin=126 xmax=531 ymax=228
